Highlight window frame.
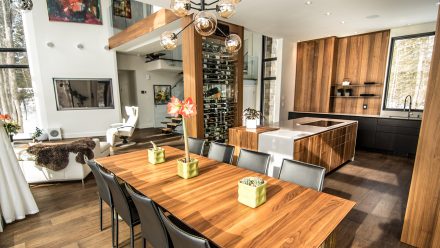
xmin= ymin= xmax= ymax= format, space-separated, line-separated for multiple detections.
xmin=382 ymin=31 xmax=435 ymax=112
xmin=260 ymin=36 xmax=278 ymax=114
xmin=0 ymin=47 xmax=29 ymax=68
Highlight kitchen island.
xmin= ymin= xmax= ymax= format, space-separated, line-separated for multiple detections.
xmin=229 ymin=117 xmax=358 ymax=176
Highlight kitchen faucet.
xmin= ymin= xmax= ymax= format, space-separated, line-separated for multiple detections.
xmin=404 ymin=95 xmax=412 ymax=119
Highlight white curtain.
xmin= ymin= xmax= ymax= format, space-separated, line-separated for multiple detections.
xmin=0 ymin=121 xmax=38 ymax=231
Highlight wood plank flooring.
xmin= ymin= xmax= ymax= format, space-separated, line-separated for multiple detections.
xmin=0 ymin=148 xmax=414 ymax=248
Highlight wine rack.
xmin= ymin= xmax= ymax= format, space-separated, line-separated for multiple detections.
xmin=202 ymin=37 xmax=237 ymax=142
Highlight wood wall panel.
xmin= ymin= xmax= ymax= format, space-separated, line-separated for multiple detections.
xmin=401 ymin=7 xmax=440 ymax=247
xmin=331 ymin=30 xmax=390 ymax=115
xmin=293 ymin=123 xmax=357 ymax=173
xmin=294 ymin=37 xmax=337 ymax=113
xmin=108 ymin=9 xmax=180 ymax=49
xmin=182 ymin=15 xmax=204 ymax=138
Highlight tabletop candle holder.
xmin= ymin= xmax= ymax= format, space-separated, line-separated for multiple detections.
xmin=238 ymin=177 xmax=267 ymax=208
xmin=148 ymin=141 xmax=165 ymax=164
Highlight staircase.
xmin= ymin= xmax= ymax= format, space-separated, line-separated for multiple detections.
xmin=161 ymin=117 xmax=182 ymax=134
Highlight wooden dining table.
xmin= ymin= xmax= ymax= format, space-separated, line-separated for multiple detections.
xmin=96 ymin=146 xmax=355 ymax=248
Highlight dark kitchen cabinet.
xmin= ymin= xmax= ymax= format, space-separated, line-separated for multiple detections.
xmin=289 ymin=112 xmax=421 ymax=154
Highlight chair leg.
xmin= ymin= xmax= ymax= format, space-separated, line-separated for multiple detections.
xmin=99 ymin=198 xmax=103 ymax=231
xmin=143 ymin=238 xmax=146 ymax=248
xmin=130 ymin=225 xmax=135 ymax=248
xmin=115 ymin=212 xmax=119 ymax=248
xmin=111 ymin=206 xmax=115 ymax=248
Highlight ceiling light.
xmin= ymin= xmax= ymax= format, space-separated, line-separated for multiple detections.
xmin=217 ymin=0 xmax=236 ymax=19
xmin=170 ymin=0 xmax=191 ymax=17
xmin=305 ymin=1 xmax=312 ymax=5
xmin=160 ymin=31 xmax=178 ymax=50
xmin=225 ymin=34 xmax=242 ymax=53
xmin=326 ymin=12 xmax=332 ymax=16
xmin=194 ymin=11 xmax=218 ymax=36
xmin=161 ymin=0 xmax=242 ymax=53
xmin=340 ymin=21 xmax=345 ymax=24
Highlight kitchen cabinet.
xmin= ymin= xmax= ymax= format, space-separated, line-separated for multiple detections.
xmin=289 ymin=112 xmax=421 ymax=154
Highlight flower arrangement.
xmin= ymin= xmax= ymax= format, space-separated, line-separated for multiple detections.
xmin=167 ymin=96 xmax=198 ymax=179
xmin=167 ymin=96 xmax=197 ymax=163
xmin=0 ymin=114 xmax=21 ymax=137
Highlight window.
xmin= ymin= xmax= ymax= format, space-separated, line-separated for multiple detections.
xmin=260 ymin=36 xmax=279 ymax=122
xmin=384 ymin=32 xmax=435 ymax=111
xmin=1 ymin=0 xmax=36 ymax=135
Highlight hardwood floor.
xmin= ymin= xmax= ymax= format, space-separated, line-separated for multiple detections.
xmin=0 ymin=148 xmax=414 ymax=248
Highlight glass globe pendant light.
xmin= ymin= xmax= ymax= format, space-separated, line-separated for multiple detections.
xmin=225 ymin=34 xmax=242 ymax=53
xmin=193 ymin=11 xmax=217 ymax=36
xmin=160 ymin=31 xmax=178 ymax=50
xmin=217 ymin=0 xmax=236 ymax=19
xmin=11 ymin=0 xmax=33 ymax=11
xmin=170 ymin=0 xmax=191 ymax=17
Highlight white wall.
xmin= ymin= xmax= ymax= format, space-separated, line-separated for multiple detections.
xmin=22 ymin=0 xmax=121 ymax=138
xmin=116 ymin=53 xmax=183 ymax=128
xmin=279 ymin=40 xmax=297 ymax=121
xmin=380 ymin=22 xmax=436 ymax=118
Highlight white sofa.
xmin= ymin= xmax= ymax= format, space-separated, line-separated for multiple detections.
xmin=16 ymin=138 xmax=111 ymax=185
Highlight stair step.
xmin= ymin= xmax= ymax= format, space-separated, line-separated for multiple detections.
xmin=172 ymin=117 xmax=182 ymax=121
xmin=162 ymin=128 xmax=173 ymax=134
xmin=167 ymin=123 xmax=180 ymax=127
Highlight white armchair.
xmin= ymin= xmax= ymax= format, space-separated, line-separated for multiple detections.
xmin=106 ymin=106 xmax=139 ymax=146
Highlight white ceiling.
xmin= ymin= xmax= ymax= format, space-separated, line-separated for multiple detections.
xmin=140 ymin=0 xmax=438 ymax=41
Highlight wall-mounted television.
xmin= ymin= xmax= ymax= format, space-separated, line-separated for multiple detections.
xmin=53 ymin=78 xmax=114 ymax=110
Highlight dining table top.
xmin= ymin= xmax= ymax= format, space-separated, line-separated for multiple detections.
xmin=95 ymin=146 xmax=355 ymax=248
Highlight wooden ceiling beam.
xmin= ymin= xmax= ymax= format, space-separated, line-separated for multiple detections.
xmin=108 ymin=9 xmax=180 ymax=49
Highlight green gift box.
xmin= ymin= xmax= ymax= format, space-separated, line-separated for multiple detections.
xmin=238 ymin=180 xmax=267 ymax=208
xmin=148 ymin=148 xmax=165 ymax=164
xmin=177 ymin=158 xmax=199 ymax=179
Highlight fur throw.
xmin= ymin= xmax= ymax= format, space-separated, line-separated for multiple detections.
xmin=27 ymin=138 xmax=96 ymax=171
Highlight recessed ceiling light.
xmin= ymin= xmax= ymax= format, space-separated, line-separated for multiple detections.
xmin=366 ymin=14 xmax=380 ymax=19
xmin=354 ymin=32 xmax=358 ymax=34
xmin=305 ymin=1 xmax=312 ymax=5
xmin=340 ymin=21 xmax=345 ymax=24
xmin=326 ymin=12 xmax=332 ymax=16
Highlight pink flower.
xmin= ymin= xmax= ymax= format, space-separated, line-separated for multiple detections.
xmin=180 ymin=97 xmax=197 ymax=118
xmin=167 ymin=96 xmax=182 ymax=117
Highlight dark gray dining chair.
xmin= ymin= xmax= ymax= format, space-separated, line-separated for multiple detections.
xmin=278 ymin=159 xmax=326 ymax=191
xmin=188 ymin=137 xmax=206 ymax=156
xmin=237 ymin=149 xmax=271 ymax=175
xmin=207 ymin=142 xmax=235 ymax=164
xmin=86 ymin=160 xmax=113 ymax=232
xmin=100 ymin=168 xmax=140 ymax=248
xmin=158 ymin=208 xmax=211 ymax=248
xmin=125 ymin=185 xmax=171 ymax=248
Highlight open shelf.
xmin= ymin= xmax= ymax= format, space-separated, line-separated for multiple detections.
xmin=330 ymin=96 xmax=382 ymax=98
xmin=331 ymin=83 xmax=383 ymax=87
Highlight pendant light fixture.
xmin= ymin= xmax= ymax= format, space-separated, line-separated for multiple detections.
xmin=11 ymin=0 xmax=33 ymax=11
xmin=161 ymin=0 xmax=242 ymax=54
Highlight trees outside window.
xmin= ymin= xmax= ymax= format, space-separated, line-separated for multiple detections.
xmin=0 ymin=0 xmax=36 ymax=134
xmin=384 ymin=32 xmax=435 ymax=111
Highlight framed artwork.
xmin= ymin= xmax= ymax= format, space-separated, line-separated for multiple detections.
xmin=46 ymin=0 xmax=103 ymax=25
xmin=153 ymin=85 xmax=172 ymax=105
xmin=113 ymin=0 xmax=132 ymax=18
